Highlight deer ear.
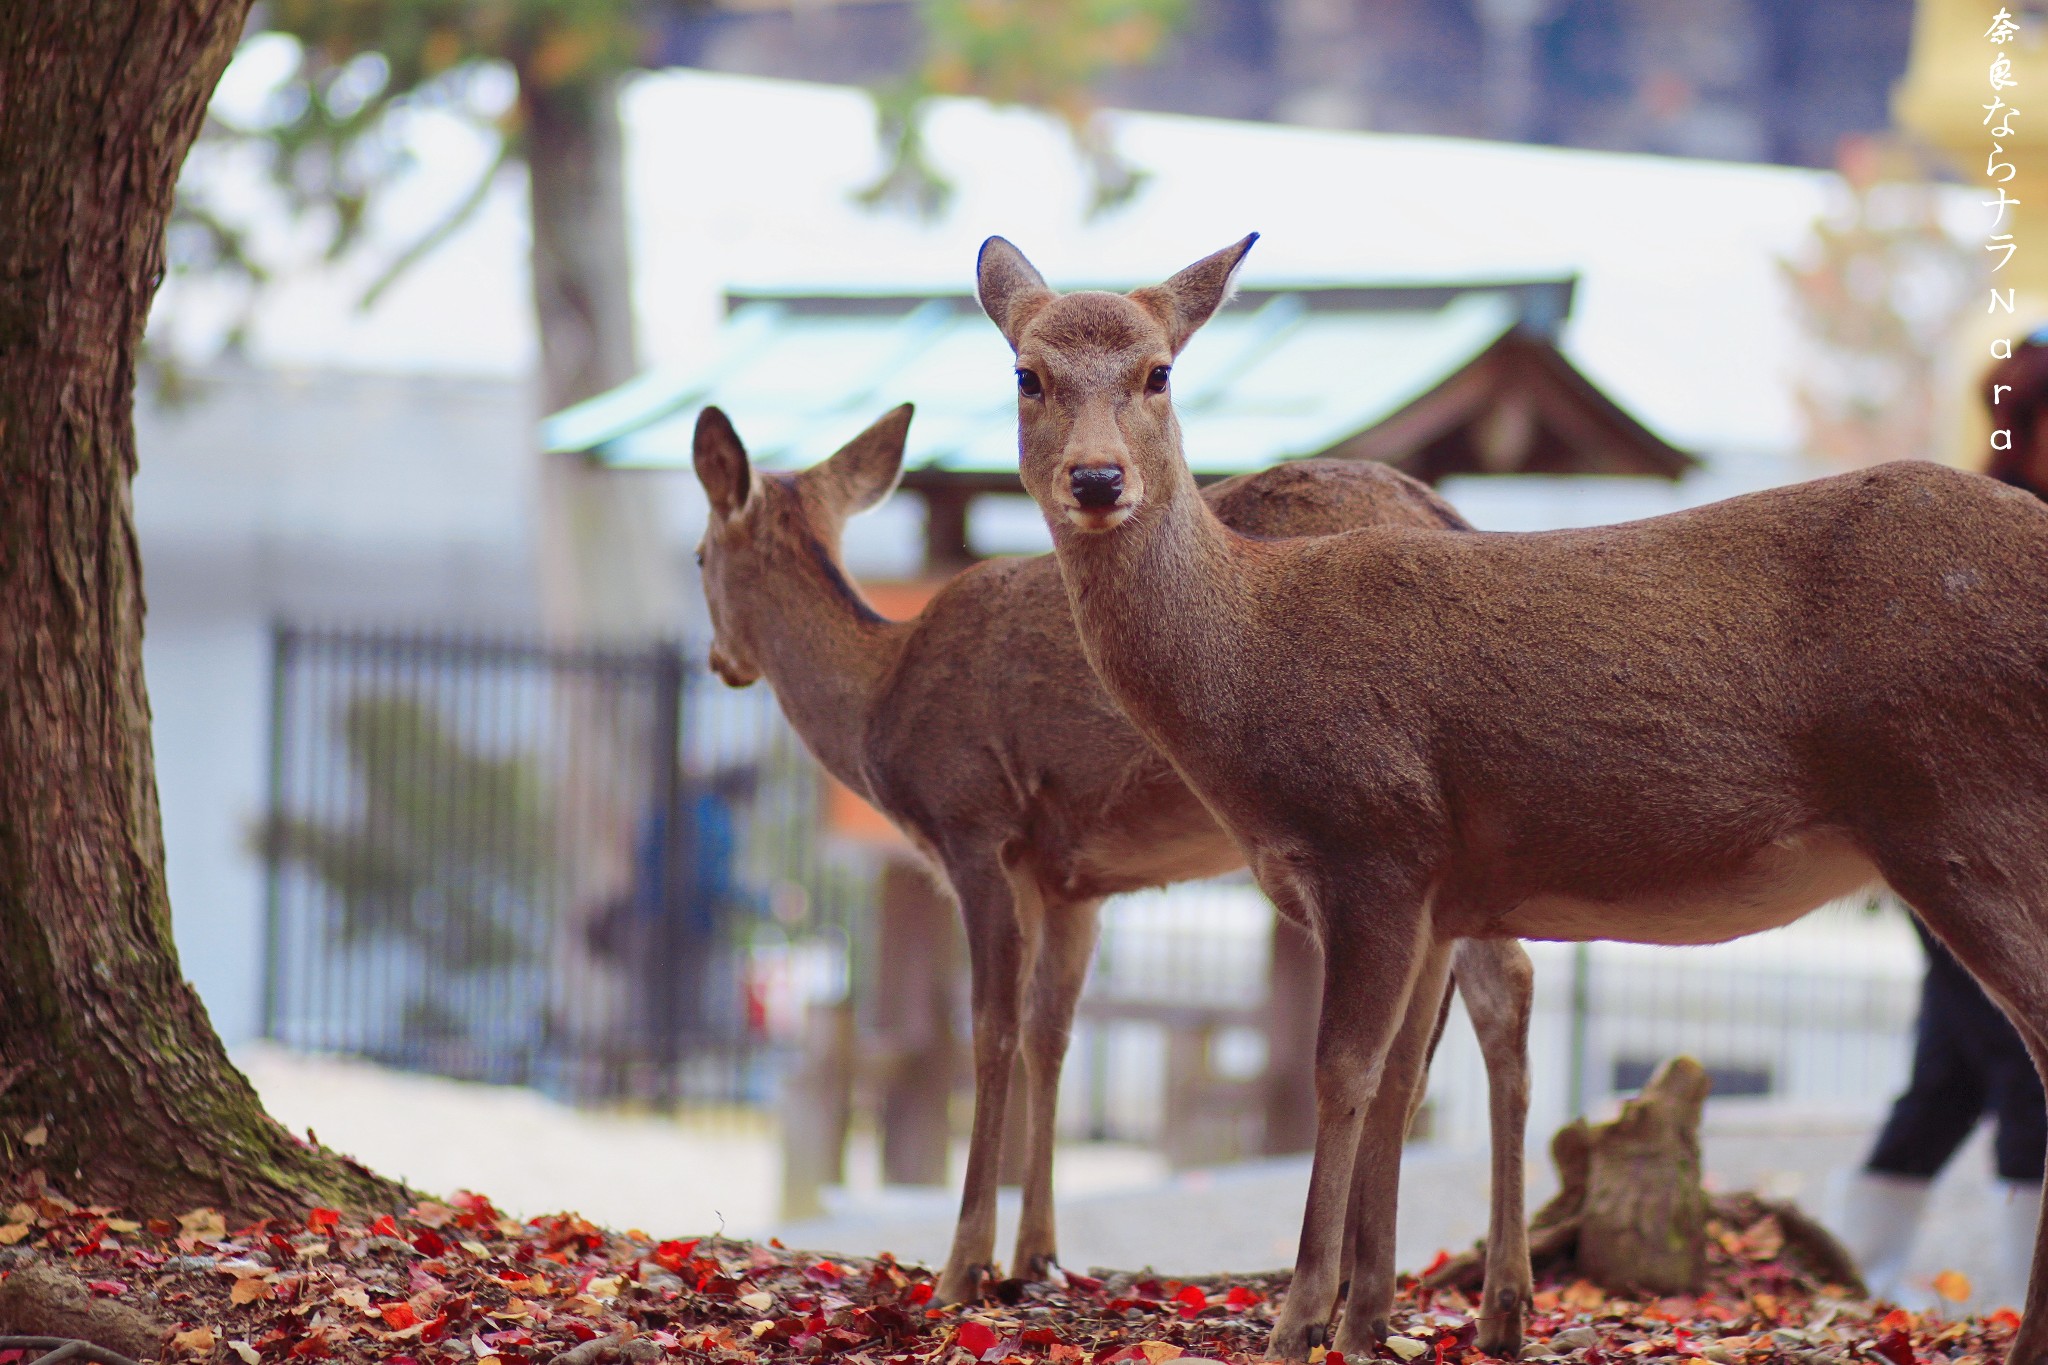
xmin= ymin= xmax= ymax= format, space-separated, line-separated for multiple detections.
xmin=808 ymin=404 xmax=912 ymax=516
xmin=977 ymin=236 xmax=1055 ymax=350
xmin=694 ymin=406 xmax=753 ymax=520
xmin=1130 ymin=233 xmax=1259 ymax=354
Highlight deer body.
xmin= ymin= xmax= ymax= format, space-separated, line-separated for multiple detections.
xmin=692 ymin=409 xmax=1534 ymax=1348
xmin=977 ymin=234 xmax=2048 ymax=1365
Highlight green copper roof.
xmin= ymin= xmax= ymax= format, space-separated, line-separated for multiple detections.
xmin=542 ymin=284 xmax=1563 ymax=479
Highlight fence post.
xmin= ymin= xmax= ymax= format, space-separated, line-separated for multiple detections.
xmin=651 ymin=644 xmax=687 ymax=1107
xmin=1568 ymin=940 xmax=1593 ymax=1118
xmin=781 ymin=1000 xmax=855 ymax=1220
xmin=872 ymin=854 xmax=957 ymax=1185
xmin=259 ymin=622 xmax=294 ymax=1043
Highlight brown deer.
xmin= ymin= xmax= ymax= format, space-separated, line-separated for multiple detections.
xmin=691 ymin=404 xmax=1535 ymax=1349
xmin=976 ymin=232 xmax=2048 ymax=1364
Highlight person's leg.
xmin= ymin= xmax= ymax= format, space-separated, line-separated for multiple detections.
xmin=1846 ymin=930 xmax=1989 ymax=1300
xmin=1982 ymin=1009 xmax=2046 ymax=1310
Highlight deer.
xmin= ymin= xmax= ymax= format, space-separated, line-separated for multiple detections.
xmin=975 ymin=230 xmax=2048 ymax=1365
xmin=690 ymin=402 xmax=1537 ymax=1351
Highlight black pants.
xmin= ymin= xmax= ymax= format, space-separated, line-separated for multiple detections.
xmin=1867 ymin=919 xmax=2046 ymax=1183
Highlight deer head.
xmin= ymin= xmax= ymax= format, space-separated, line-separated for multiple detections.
xmin=691 ymin=402 xmax=912 ymax=686
xmin=976 ymin=234 xmax=1257 ymax=533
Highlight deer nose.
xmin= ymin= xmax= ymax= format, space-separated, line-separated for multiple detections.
xmin=1070 ymin=466 xmax=1124 ymax=509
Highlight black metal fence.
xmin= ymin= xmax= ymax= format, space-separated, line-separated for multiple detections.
xmin=258 ymin=625 xmax=869 ymax=1106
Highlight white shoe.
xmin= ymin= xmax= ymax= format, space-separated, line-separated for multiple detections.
xmin=1834 ymin=1170 xmax=1933 ymax=1303
xmin=1988 ymin=1178 xmax=2042 ymax=1312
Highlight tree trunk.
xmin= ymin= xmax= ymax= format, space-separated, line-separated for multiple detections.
xmin=0 ymin=0 xmax=404 ymax=1218
xmin=521 ymin=73 xmax=680 ymax=643
xmin=1577 ymin=1056 xmax=1711 ymax=1295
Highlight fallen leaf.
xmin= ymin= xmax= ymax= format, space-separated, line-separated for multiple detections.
xmin=331 ymin=1285 xmax=371 ymax=1314
xmin=584 ymin=1275 xmax=623 ymax=1299
xmin=104 ymin=1219 xmax=141 ymax=1234
xmin=409 ymin=1201 xmax=456 ymax=1229
xmin=87 ymin=1280 xmax=128 ymax=1296
xmin=1139 ymin=1342 xmax=1183 ymax=1365
xmin=171 ymin=1328 xmax=218 ymax=1357
xmin=1387 ymin=1339 xmax=1429 ymax=1361
xmin=957 ymin=1322 xmax=1001 ymax=1359
xmin=306 ymin=1208 xmax=341 ymax=1234
xmin=1932 ymin=1270 xmax=1972 ymax=1303
xmin=749 ymin=1322 xmax=774 ymax=1339
xmin=5 ymin=1204 xmax=34 ymax=1225
xmin=739 ymin=1292 xmax=775 ymax=1313
xmin=229 ymin=1342 xmax=260 ymax=1365
xmin=0 ymin=1224 xmax=31 ymax=1245
xmin=1737 ymin=1216 xmax=1784 ymax=1261
xmin=180 ymin=1208 xmax=228 ymax=1241
xmin=231 ymin=1275 xmax=274 ymax=1305
xmin=1873 ymin=1329 xmax=1916 ymax=1365
xmin=22 ymin=1125 xmax=46 ymax=1148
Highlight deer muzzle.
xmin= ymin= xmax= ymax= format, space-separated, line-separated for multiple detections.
xmin=1070 ymin=465 xmax=1124 ymax=509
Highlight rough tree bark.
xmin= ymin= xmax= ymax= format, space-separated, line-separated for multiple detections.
xmin=0 ymin=0 xmax=404 ymax=1218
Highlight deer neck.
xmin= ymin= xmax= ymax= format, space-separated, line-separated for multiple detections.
xmin=747 ymin=528 xmax=908 ymax=797
xmin=1051 ymin=462 xmax=1244 ymax=733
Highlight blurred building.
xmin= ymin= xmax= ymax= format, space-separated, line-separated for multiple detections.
xmin=660 ymin=0 xmax=1915 ymax=170
xmin=137 ymin=366 xmax=539 ymax=1044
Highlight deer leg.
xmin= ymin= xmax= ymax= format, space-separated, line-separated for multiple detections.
xmin=1012 ymin=892 xmax=1104 ymax=1281
xmin=1331 ymin=939 xmax=1455 ymax=1356
xmin=1267 ymin=881 xmax=1436 ymax=1362
xmin=1452 ymin=938 xmax=1535 ymax=1357
xmin=935 ymin=853 xmax=1029 ymax=1305
xmin=1879 ymin=857 xmax=2048 ymax=1365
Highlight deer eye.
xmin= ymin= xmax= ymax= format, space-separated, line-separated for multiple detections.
xmin=1146 ymin=365 xmax=1171 ymax=395
xmin=1017 ymin=368 xmax=1043 ymax=398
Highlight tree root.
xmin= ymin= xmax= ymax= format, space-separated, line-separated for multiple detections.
xmin=0 ymin=1266 xmax=169 ymax=1361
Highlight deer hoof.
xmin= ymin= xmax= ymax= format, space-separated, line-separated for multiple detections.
xmin=1474 ymin=1287 xmax=1527 ymax=1358
xmin=1265 ymin=1316 xmax=1327 ymax=1361
xmin=1331 ymin=1317 xmax=1389 ymax=1358
xmin=934 ymin=1263 xmax=991 ymax=1305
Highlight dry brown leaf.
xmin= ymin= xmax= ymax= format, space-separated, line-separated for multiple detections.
xmin=229 ymin=1342 xmax=261 ymax=1365
xmin=171 ymin=1327 xmax=218 ymax=1357
xmin=1740 ymin=1216 xmax=1784 ymax=1261
xmin=5 ymin=1203 xmax=34 ymax=1225
xmin=0 ymin=1224 xmax=31 ymax=1245
xmin=103 ymin=1218 xmax=141 ymax=1234
xmin=331 ymin=1284 xmax=372 ymax=1313
xmin=180 ymin=1208 xmax=228 ymax=1240
xmin=22 ymin=1124 xmax=47 ymax=1148
xmin=1139 ymin=1342 xmax=1183 ymax=1365
xmin=409 ymin=1201 xmax=456 ymax=1228
xmin=230 ymin=1274 xmax=273 ymax=1305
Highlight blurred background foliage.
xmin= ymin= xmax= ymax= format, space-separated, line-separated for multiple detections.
xmin=172 ymin=0 xmax=1189 ymax=347
xmin=1780 ymin=135 xmax=1980 ymax=469
xmin=863 ymin=0 xmax=1189 ymax=216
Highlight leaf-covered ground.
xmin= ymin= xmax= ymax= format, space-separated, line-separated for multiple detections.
xmin=0 ymin=1177 xmax=2020 ymax=1365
